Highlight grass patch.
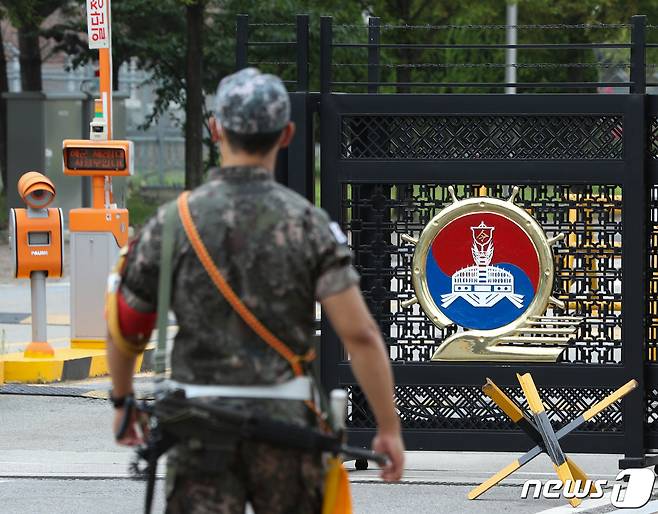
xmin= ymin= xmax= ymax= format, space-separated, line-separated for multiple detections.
xmin=127 ymin=192 xmax=160 ymax=229
xmin=137 ymin=170 xmax=185 ymax=188
xmin=126 ymin=171 xmax=184 ymax=229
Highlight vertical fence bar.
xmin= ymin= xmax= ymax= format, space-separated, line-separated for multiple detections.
xmin=631 ymin=15 xmax=647 ymax=94
xmin=619 ymin=91 xmax=648 ymax=466
xmin=368 ymin=17 xmax=380 ymax=94
xmin=320 ymin=17 xmax=332 ymax=94
xmin=287 ymin=14 xmax=313 ymax=201
xmin=505 ymin=3 xmax=518 ymax=94
xmin=621 ymin=13 xmax=649 ymax=469
xmin=296 ymin=14 xmax=309 ymax=92
xmin=319 ymin=16 xmax=340 ymax=390
xmin=236 ymin=14 xmax=249 ymax=71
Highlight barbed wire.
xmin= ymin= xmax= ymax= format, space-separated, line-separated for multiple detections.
xmin=239 ymin=60 xmax=658 ymax=70
xmin=251 ymin=61 xmax=296 ymax=66
xmin=333 ymin=23 xmax=631 ymax=31
xmin=248 ymin=23 xmax=296 ymax=27
xmin=332 ymin=62 xmax=631 ymax=69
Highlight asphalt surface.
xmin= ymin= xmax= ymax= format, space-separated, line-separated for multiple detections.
xmin=0 ymin=277 xmax=656 ymax=513
xmin=0 ymin=281 xmax=70 ymax=354
xmin=0 ymin=479 xmax=560 ymax=514
xmin=2 ymin=394 xmax=648 ymax=514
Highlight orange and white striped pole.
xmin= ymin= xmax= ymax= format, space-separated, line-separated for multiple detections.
xmin=86 ymin=0 xmax=113 ymax=208
xmin=66 ymin=0 xmax=130 ymax=352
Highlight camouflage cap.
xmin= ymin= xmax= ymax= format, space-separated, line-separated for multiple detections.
xmin=216 ymin=67 xmax=290 ymax=135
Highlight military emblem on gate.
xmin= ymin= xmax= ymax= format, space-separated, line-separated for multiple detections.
xmin=400 ymin=186 xmax=582 ymax=362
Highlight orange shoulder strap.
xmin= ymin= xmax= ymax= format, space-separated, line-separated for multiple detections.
xmin=176 ymin=191 xmax=314 ymax=377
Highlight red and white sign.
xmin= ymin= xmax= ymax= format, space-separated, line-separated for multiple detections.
xmin=86 ymin=0 xmax=110 ymax=49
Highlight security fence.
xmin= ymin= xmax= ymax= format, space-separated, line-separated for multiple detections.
xmin=237 ymin=14 xmax=658 ymax=469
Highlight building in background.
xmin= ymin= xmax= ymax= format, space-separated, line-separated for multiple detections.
xmin=1 ymin=18 xmax=186 ymax=190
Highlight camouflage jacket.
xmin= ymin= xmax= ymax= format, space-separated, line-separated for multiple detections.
xmin=120 ymin=166 xmax=359 ymax=424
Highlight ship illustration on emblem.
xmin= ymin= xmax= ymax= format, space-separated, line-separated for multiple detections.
xmin=400 ymin=186 xmax=582 ymax=362
xmin=440 ymin=222 xmax=524 ymax=310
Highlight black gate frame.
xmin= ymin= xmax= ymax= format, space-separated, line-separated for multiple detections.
xmin=235 ymin=14 xmax=658 ymax=468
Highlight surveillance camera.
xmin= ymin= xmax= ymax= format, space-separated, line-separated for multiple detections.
xmin=17 ymin=172 xmax=56 ymax=210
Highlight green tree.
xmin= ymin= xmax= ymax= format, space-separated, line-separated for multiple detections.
xmin=49 ymin=0 xmax=197 ymax=182
xmin=42 ymin=0 xmax=658 ymax=190
xmin=49 ymin=0 xmax=361 ymax=187
xmin=1 ymin=0 xmax=72 ymax=90
xmin=356 ymin=0 xmax=506 ymax=92
xmin=182 ymin=0 xmax=206 ymax=189
xmin=346 ymin=0 xmax=658 ymax=92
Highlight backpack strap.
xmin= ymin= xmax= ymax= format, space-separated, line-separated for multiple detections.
xmin=176 ymin=191 xmax=316 ymax=377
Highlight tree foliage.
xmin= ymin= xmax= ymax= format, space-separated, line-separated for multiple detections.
xmin=2 ymin=0 xmax=73 ymax=90
xmin=348 ymin=0 xmax=658 ymax=91
xmin=7 ymin=0 xmax=658 ymax=185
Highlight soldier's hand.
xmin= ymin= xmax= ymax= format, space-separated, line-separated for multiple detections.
xmin=113 ymin=406 xmax=143 ymax=446
xmin=372 ymin=430 xmax=405 ymax=482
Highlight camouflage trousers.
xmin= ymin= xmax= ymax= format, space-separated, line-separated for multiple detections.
xmin=165 ymin=440 xmax=324 ymax=514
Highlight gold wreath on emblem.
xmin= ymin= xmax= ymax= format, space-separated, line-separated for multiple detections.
xmin=400 ymin=186 xmax=582 ymax=362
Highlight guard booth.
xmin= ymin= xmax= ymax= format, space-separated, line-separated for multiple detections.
xmin=236 ymin=14 xmax=658 ymax=470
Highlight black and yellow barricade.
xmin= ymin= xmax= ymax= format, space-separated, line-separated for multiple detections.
xmin=469 ymin=374 xmax=638 ymax=507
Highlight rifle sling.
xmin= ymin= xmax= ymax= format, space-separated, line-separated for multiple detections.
xmin=155 ymin=201 xmax=179 ymax=375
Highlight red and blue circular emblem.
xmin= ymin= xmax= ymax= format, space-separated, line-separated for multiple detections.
xmin=425 ymin=212 xmax=540 ymax=330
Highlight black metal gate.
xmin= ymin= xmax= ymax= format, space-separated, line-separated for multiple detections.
xmin=236 ymin=14 xmax=658 ymax=467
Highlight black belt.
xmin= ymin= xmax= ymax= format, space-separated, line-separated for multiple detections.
xmin=118 ymin=390 xmax=386 ymax=514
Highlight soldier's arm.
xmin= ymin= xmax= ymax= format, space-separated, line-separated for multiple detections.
xmin=107 ymin=207 xmax=164 ymax=443
xmin=310 ymin=208 xmax=404 ymax=480
xmin=322 ymin=287 xmax=404 ymax=481
xmin=321 ymin=288 xmax=398 ymax=433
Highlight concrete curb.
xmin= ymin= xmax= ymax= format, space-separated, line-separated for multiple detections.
xmin=0 ymin=345 xmax=154 ymax=383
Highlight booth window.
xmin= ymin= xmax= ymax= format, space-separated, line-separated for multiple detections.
xmin=28 ymin=231 xmax=50 ymax=246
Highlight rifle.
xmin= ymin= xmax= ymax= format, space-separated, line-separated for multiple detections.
xmin=119 ymin=390 xmax=387 ymax=514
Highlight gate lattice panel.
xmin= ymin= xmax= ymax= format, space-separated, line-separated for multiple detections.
xmin=341 ymin=115 xmax=624 ymax=160
xmin=320 ymin=94 xmax=645 ymax=456
xmin=343 ymin=183 xmax=623 ymax=366
xmin=235 ymin=12 xmax=658 ymax=465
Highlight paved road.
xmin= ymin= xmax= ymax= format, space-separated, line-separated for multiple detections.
xmin=0 ymin=281 xmax=70 ymax=354
xmin=0 ymin=479 xmax=559 ymax=514
xmin=4 ymin=394 xmax=656 ymax=514
xmin=0 ymin=275 xmax=654 ymax=513
xmin=2 ymin=477 xmax=656 ymax=514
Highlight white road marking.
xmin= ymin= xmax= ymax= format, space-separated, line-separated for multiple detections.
xmin=610 ymin=499 xmax=658 ymax=514
xmin=533 ymin=494 xmax=611 ymax=514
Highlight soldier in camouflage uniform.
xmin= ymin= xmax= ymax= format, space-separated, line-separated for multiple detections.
xmin=107 ymin=67 xmax=404 ymax=514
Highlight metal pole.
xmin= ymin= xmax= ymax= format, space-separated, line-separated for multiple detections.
xmin=505 ymin=2 xmax=517 ymax=94
xmin=630 ymin=15 xmax=647 ymax=94
xmin=368 ymin=17 xmax=381 ymax=94
xmin=296 ymin=14 xmax=309 ymax=91
xmin=81 ymin=95 xmax=92 ymax=207
xmin=30 ymin=271 xmax=47 ymax=343
xmin=93 ymin=0 xmax=113 ymax=209
xmin=98 ymin=0 xmax=113 ymax=140
xmin=320 ymin=17 xmax=333 ymax=94
xmin=236 ymin=15 xmax=249 ymax=71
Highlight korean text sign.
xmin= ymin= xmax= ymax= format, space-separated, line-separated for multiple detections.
xmin=86 ymin=0 xmax=109 ymax=49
